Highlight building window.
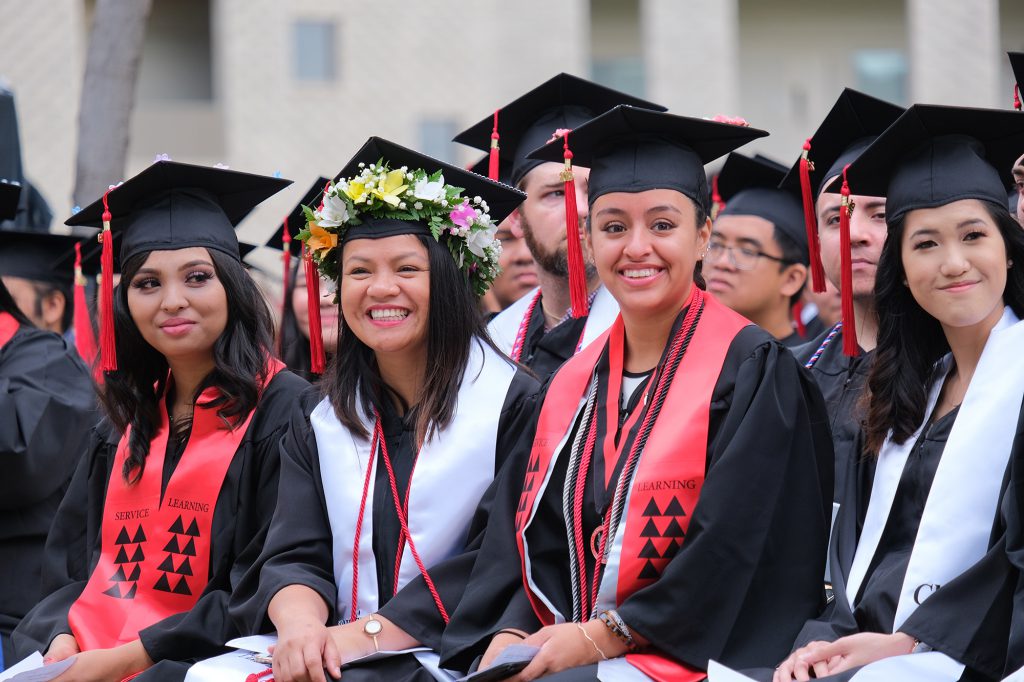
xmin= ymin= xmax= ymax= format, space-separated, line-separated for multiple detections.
xmin=589 ymin=0 xmax=645 ymax=97
xmin=294 ymin=20 xmax=337 ymax=82
xmin=853 ymin=50 xmax=907 ymax=105
xmin=418 ymin=118 xmax=459 ymax=164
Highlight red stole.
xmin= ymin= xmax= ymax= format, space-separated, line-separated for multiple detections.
xmin=0 ymin=312 xmax=19 ymax=349
xmin=68 ymin=360 xmax=284 ymax=650
xmin=515 ymin=294 xmax=748 ymax=681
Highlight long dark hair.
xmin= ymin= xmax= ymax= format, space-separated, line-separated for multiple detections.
xmin=0 ymin=278 xmax=33 ymax=327
xmin=278 ymin=257 xmax=314 ymax=378
xmin=863 ymin=201 xmax=1024 ymax=455
xmin=322 ymin=234 xmax=501 ymax=446
xmin=99 ymin=248 xmax=276 ymax=483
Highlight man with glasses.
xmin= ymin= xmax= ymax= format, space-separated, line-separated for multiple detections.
xmin=704 ymin=153 xmax=809 ymax=346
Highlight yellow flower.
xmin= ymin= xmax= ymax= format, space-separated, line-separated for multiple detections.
xmin=371 ymin=170 xmax=408 ymax=207
xmin=345 ymin=179 xmax=368 ymax=203
xmin=306 ymin=223 xmax=338 ymax=254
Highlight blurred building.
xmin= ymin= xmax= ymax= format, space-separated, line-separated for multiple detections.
xmin=0 ymin=0 xmax=1022 ymax=251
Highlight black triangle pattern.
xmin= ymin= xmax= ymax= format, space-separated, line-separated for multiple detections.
xmin=633 ymin=494 xmax=690 ymax=574
xmin=638 ymin=559 xmax=661 ymax=580
xmin=663 ymin=518 xmax=686 ymax=538
xmin=104 ymin=521 xmax=149 ymax=598
xmin=115 ymin=526 xmax=131 ymax=545
xmin=663 ymin=496 xmax=686 ymax=516
xmin=639 ymin=518 xmax=661 ymax=538
xmin=132 ymin=525 xmax=147 ymax=544
xmin=155 ymin=515 xmax=199 ymax=597
xmin=641 ymin=498 xmax=661 ymax=517
xmin=638 ymin=539 xmax=661 ymax=559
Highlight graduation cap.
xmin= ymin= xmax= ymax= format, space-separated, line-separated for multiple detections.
xmin=0 ymin=229 xmax=100 ymax=361
xmin=714 ymin=153 xmax=807 ymax=264
xmin=1010 ymin=52 xmax=1024 ymax=111
xmin=779 ymin=89 xmax=904 ymax=294
xmin=0 ymin=179 xmax=21 ymax=221
xmin=65 ymin=159 xmax=292 ymax=372
xmin=528 ymin=104 xmax=769 ymax=317
xmin=453 ymin=73 xmax=666 ymax=186
xmin=265 ymin=177 xmax=331 ymax=260
xmin=838 ymin=104 xmax=1024 ymax=223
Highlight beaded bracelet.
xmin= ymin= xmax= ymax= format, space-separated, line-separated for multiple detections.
xmin=598 ymin=609 xmax=637 ymax=651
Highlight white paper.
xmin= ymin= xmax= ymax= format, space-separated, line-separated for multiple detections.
xmin=0 ymin=653 xmax=76 ymax=682
xmin=225 ymin=633 xmax=277 ymax=656
xmin=707 ymin=660 xmax=758 ymax=682
xmin=185 ymin=649 xmax=269 ymax=682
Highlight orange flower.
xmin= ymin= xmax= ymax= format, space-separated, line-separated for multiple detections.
xmin=306 ymin=223 xmax=338 ymax=254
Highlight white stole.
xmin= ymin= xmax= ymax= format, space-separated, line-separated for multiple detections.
xmin=486 ymin=285 xmax=620 ymax=358
xmin=312 ymin=340 xmax=516 ymax=622
xmin=846 ymin=308 xmax=1024 ymax=631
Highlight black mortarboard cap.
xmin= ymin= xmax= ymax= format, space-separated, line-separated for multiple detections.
xmin=780 ymin=89 xmax=904 ymax=198
xmin=265 ymin=177 xmax=330 ymax=257
xmin=0 ymin=179 xmax=21 ymax=221
xmin=1010 ymin=52 xmax=1024 ymax=110
xmin=66 ymin=160 xmax=292 ymax=264
xmin=528 ymin=105 xmax=768 ymax=208
xmin=0 ymin=229 xmax=97 ymax=287
xmin=838 ymin=104 xmax=1024 ymax=224
xmin=453 ymin=73 xmax=666 ymax=186
xmin=334 ymin=137 xmax=525 ymax=243
xmin=716 ymin=153 xmax=807 ymax=262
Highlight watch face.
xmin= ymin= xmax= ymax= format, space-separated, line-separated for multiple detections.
xmin=364 ymin=618 xmax=383 ymax=635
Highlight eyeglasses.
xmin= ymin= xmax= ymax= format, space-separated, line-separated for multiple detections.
xmin=704 ymin=242 xmax=793 ymax=271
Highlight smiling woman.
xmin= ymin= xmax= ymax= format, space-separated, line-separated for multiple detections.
xmin=435 ymin=105 xmax=834 ymax=682
xmin=10 ymin=160 xmax=311 ymax=682
xmin=226 ymin=137 xmax=538 ymax=682
xmin=773 ymin=105 xmax=1024 ymax=682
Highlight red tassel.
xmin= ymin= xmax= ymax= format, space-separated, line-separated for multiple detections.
xmin=561 ymin=133 xmax=589 ymax=319
xmin=799 ymin=138 xmax=826 ymax=293
xmin=1015 ymin=84 xmax=1021 ymax=111
xmin=304 ymin=244 xmax=326 ymax=374
xmin=73 ymin=242 xmax=98 ymax=366
xmin=711 ymin=174 xmax=725 ymax=220
xmin=99 ymin=190 xmax=117 ymax=371
xmin=792 ymin=299 xmax=807 ymax=338
xmin=279 ymin=218 xmax=292 ymax=356
xmin=839 ymin=166 xmax=858 ymax=357
xmin=488 ymin=110 xmax=500 ymax=182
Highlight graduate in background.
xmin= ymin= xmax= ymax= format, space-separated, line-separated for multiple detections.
xmin=12 ymin=160 xmax=308 ymax=681
xmin=0 ymin=272 xmax=95 ymax=668
xmin=458 ymin=74 xmax=665 ymax=379
xmin=704 ymin=153 xmax=810 ymax=346
xmin=230 ymin=138 xmax=537 ymax=682
xmin=773 ymin=104 xmax=1024 ymax=682
xmin=0 ymin=231 xmax=83 ymax=337
xmin=783 ymin=89 xmax=903 ymax=508
xmin=264 ymin=177 xmax=337 ymax=381
xmin=1010 ymin=53 xmax=1024 ymax=226
xmin=468 ymin=156 xmax=538 ymax=318
xmin=436 ymin=105 xmax=833 ymax=681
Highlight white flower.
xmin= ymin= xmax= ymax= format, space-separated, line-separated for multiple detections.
xmin=473 ymin=195 xmax=482 ymax=204
xmin=317 ymin=192 xmax=350 ymax=227
xmin=414 ymin=201 xmax=423 ymax=210
xmin=399 ymin=201 xmax=407 ymax=209
xmin=465 ymin=222 xmax=498 ymax=258
xmin=413 ymin=175 xmax=446 ymax=202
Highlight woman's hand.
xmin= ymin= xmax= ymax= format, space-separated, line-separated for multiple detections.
xmin=270 ymin=618 xmax=342 ymax=682
xmin=773 ymin=632 xmax=916 ymax=681
xmin=51 ymin=640 xmax=153 ymax=682
xmin=479 ymin=630 xmax=530 ymax=671
xmin=43 ymin=634 xmax=80 ymax=663
xmin=511 ymin=621 xmax=627 ymax=681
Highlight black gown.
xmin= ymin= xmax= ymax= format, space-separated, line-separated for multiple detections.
xmin=11 ymin=370 xmax=309 ymax=681
xmin=514 ymin=294 xmax=591 ymax=380
xmin=794 ymin=327 xmax=874 ymax=508
xmin=438 ymin=325 xmax=835 ymax=679
xmin=230 ymin=370 xmax=539 ymax=681
xmin=779 ymin=398 xmax=1023 ymax=682
xmin=0 ymin=326 xmax=96 ymax=665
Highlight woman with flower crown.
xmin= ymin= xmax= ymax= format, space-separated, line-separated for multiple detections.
xmin=229 ymin=137 xmax=538 ymax=682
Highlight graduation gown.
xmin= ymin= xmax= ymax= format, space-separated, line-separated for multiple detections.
xmin=782 ymin=313 xmax=1024 ymax=682
xmin=486 ymin=286 xmax=619 ymax=380
xmin=441 ymin=302 xmax=835 ymax=678
xmin=11 ymin=370 xmax=309 ymax=680
xmin=0 ymin=325 xmax=96 ymax=665
xmin=230 ymin=350 xmax=538 ymax=680
xmin=794 ymin=326 xmax=874 ymax=509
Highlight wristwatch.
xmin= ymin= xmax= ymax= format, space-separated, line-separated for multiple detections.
xmin=363 ymin=616 xmax=383 ymax=652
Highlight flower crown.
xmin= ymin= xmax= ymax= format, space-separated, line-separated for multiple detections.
xmin=299 ymin=160 xmax=501 ymax=295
